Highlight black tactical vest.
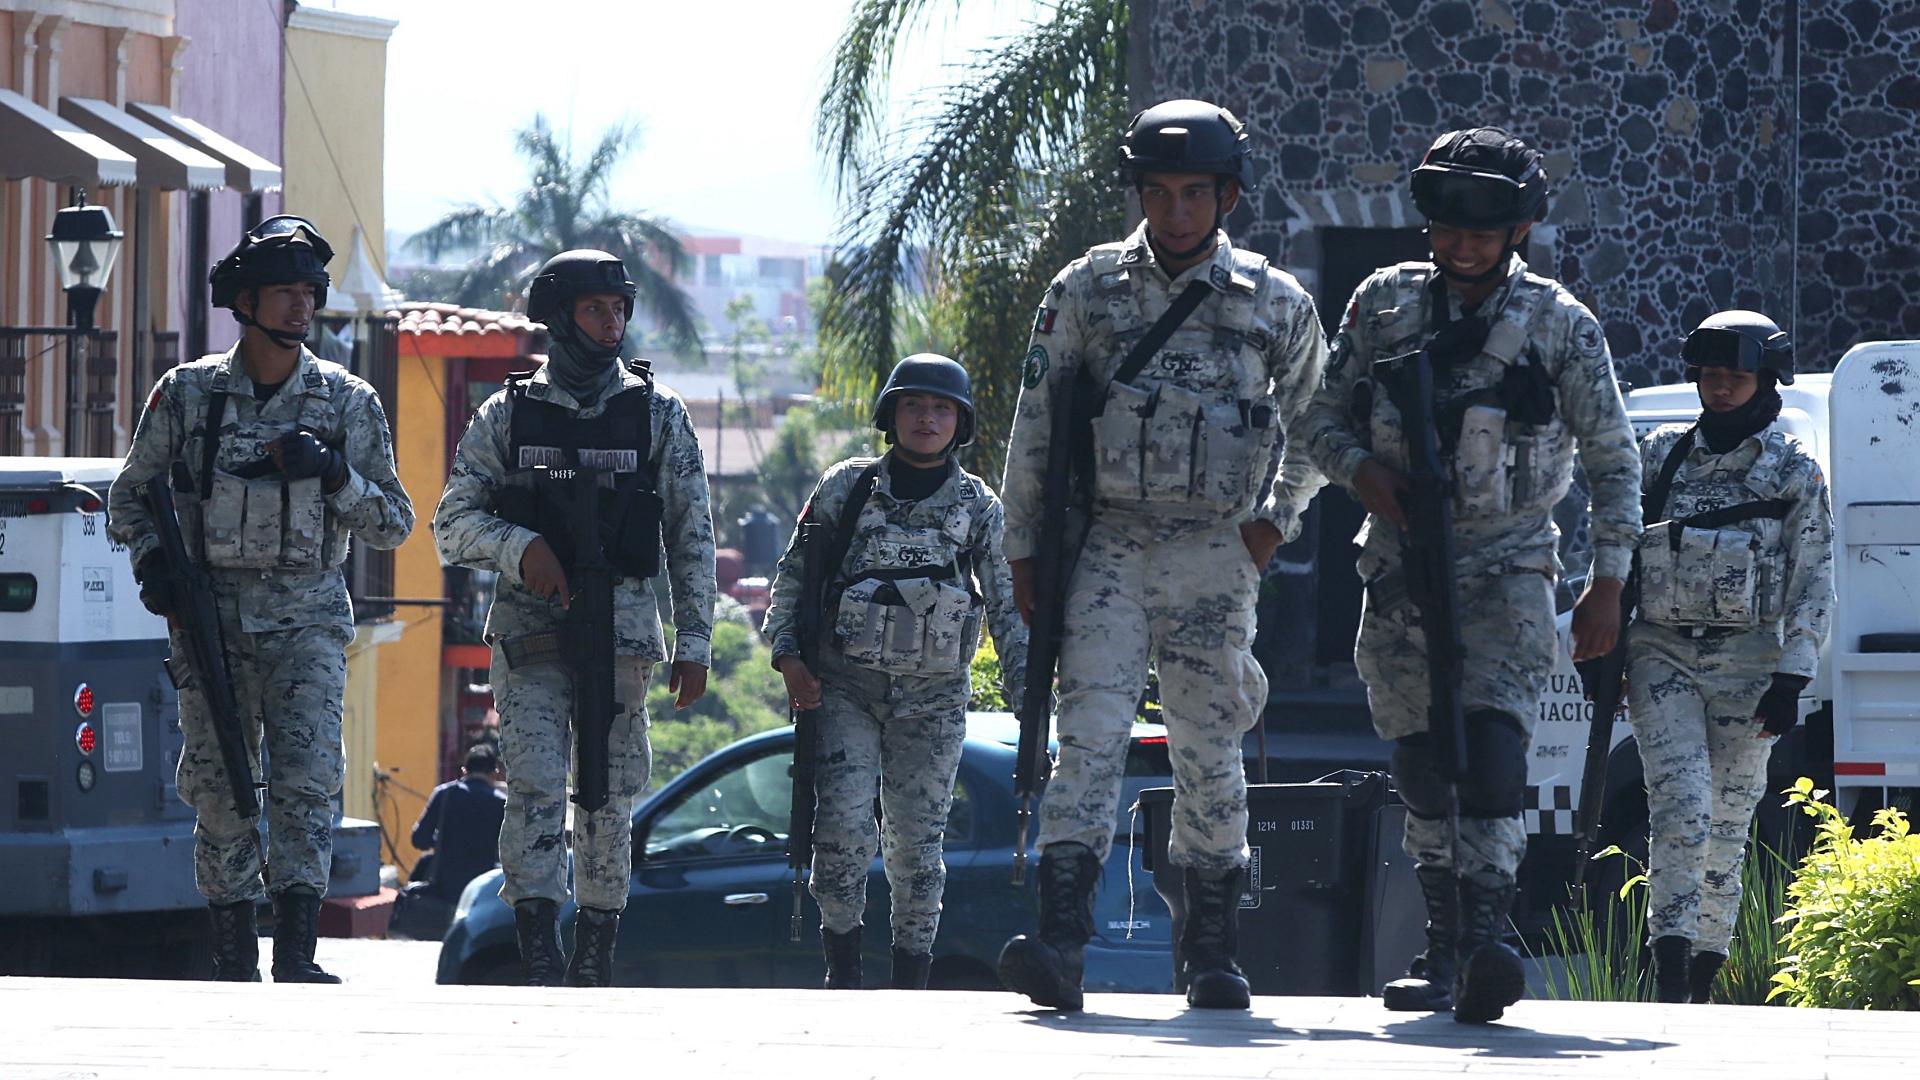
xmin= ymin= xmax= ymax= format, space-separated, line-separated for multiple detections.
xmin=497 ymin=370 xmax=663 ymax=579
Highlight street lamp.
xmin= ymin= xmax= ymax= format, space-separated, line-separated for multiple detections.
xmin=45 ymin=189 xmax=122 ymax=456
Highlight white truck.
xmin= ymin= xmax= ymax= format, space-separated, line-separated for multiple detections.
xmin=0 ymin=457 xmax=381 ymax=976
xmin=1527 ymin=340 xmax=1920 ymax=866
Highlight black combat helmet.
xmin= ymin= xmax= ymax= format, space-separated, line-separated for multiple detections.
xmin=526 ymin=250 xmax=637 ymax=327
xmin=1118 ymin=99 xmax=1254 ymax=188
xmin=873 ymin=353 xmax=975 ymax=448
xmin=1683 ymin=310 xmax=1795 ymax=385
xmin=208 ymin=215 xmax=333 ymax=310
xmin=1411 ymin=128 xmax=1550 ymax=229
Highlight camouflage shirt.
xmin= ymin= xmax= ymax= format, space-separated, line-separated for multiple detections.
xmin=433 ymin=361 xmax=716 ymax=666
xmin=1637 ymin=422 xmax=1835 ymax=676
xmin=763 ymin=454 xmax=1028 ymax=699
xmin=1001 ymin=223 xmax=1328 ymax=561
xmin=107 ymin=345 xmax=415 ymax=633
xmin=1300 ymin=256 xmax=1643 ymax=583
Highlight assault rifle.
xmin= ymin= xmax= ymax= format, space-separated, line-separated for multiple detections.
xmin=136 ymin=463 xmax=261 ymax=818
xmin=1013 ymin=370 xmax=1094 ymax=884
xmin=1571 ymin=571 xmax=1637 ymax=888
xmin=786 ymin=462 xmax=880 ymax=941
xmin=1377 ymin=347 xmax=1470 ymax=780
xmin=502 ymin=466 xmax=620 ymax=813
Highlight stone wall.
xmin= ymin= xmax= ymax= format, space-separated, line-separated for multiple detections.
xmin=1131 ymin=0 xmax=1920 ymax=382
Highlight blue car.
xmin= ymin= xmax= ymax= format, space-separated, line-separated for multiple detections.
xmin=438 ymin=714 xmax=1177 ymax=991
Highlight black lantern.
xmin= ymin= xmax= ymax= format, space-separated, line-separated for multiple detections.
xmin=45 ymin=190 xmax=123 ymax=333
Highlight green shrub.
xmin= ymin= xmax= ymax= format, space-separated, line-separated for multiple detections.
xmin=1718 ymin=838 xmax=1794 ymax=1005
xmin=646 ymin=620 xmax=790 ymax=789
xmin=1770 ymin=777 xmax=1920 ymax=1009
xmin=1533 ymin=845 xmax=1652 ymax=1002
xmin=969 ymin=634 xmax=1008 ymax=711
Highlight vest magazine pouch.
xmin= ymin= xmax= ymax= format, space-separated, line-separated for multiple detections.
xmin=1638 ymin=521 xmax=1678 ymax=619
xmin=1451 ymin=403 xmax=1511 ymax=517
xmin=600 ymin=483 xmax=664 ymax=579
xmin=1194 ymin=398 xmax=1262 ymax=514
xmin=1142 ymin=382 xmax=1204 ymax=505
xmin=1094 ymin=379 xmax=1154 ymax=504
xmin=883 ymin=577 xmax=941 ymax=672
xmin=920 ymin=580 xmax=977 ymax=675
xmin=835 ymin=577 xmax=892 ymax=668
xmin=1704 ymin=527 xmax=1760 ymax=624
xmin=202 ymin=470 xmax=284 ymax=568
xmin=283 ymin=476 xmax=328 ymax=567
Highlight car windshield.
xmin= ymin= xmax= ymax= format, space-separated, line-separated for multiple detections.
xmin=643 ymin=746 xmax=978 ymax=860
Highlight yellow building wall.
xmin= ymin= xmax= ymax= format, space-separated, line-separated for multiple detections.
xmin=282 ymin=14 xmax=389 ymax=284
xmin=375 ymin=348 xmax=450 ymax=876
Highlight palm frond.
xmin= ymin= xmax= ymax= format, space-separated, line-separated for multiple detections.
xmin=817 ymin=0 xmax=968 ymax=192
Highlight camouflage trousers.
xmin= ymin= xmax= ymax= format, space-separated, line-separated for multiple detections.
xmin=1357 ymin=570 xmax=1556 ymax=883
xmin=491 ymin=650 xmax=652 ymax=911
xmin=810 ymin=656 xmax=971 ymax=953
xmin=1628 ymin=621 xmax=1779 ymax=952
xmin=173 ymin=607 xmax=350 ymax=904
xmin=1037 ymin=521 xmax=1265 ymax=872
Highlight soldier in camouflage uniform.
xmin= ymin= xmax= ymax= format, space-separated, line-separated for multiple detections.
xmin=1629 ymin=311 xmax=1833 ymax=1004
xmin=763 ymin=354 xmax=1027 ymax=991
xmin=996 ymin=100 xmax=1328 ymax=1012
xmin=1300 ymin=129 xmax=1642 ymax=1023
xmin=433 ymin=250 xmax=716 ymax=987
xmin=108 ymin=216 xmax=415 ymax=983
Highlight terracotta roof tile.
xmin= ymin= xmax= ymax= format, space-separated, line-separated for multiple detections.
xmin=387 ymin=301 xmax=539 ymax=338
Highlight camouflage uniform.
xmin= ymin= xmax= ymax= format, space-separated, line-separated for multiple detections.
xmin=1629 ymin=422 xmax=1833 ymax=951
xmin=763 ymin=455 xmax=1026 ymax=953
xmin=1002 ymin=222 xmax=1327 ymax=873
xmin=434 ymin=362 xmax=715 ymax=912
xmin=107 ymin=345 xmax=414 ymax=902
xmin=1300 ymin=256 xmax=1642 ymax=884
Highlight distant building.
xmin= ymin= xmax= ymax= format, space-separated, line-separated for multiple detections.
xmin=672 ymin=229 xmax=830 ymax=341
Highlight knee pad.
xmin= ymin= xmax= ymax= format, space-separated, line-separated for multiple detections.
xmin=1456 ymin=709 xmax=1528 ymax=819
xmin=1390 ymin=735 xmax=1452 ymax=820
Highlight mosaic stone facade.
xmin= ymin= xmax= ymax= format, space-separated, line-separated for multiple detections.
xmin=1129 ymin=0 xmax=1920 ymax=384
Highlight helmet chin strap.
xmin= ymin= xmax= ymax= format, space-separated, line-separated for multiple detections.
xmin=1146 ymin=186 xmax=1230 ymax=263
xmin=1434 ymin=226 xmax=1519 ymax=286
xmin=234 ymin=310 xmax=308 ymax=350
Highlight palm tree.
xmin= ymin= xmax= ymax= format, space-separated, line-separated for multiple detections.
xmin=817 ymin=0 xmax=1131 ymax=480
xmin=407 ymin=115 xmax=701 ymax=353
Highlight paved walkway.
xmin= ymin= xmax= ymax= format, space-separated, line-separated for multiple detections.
xmin=2 ymin=978 xmax=1914 ymax=1078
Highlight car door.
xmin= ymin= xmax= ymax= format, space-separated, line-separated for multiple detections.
xmin=620 ymin=743 xmax=797 ymax=987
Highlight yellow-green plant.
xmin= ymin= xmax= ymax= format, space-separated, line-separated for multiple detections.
xmin=1770 ymin=777 xmax=1920 ymax=1009
xmin=968 ymin=634 xmax=1009 ymax=712
xmin=1532 ymin=844 xmax=1652 ymax=1002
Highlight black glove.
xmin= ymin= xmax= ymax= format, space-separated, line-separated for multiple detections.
xmin=273 ymin=430 xmax=348 ymax=490
xmin=134 ymin=550 xmax=179 ymax=618
xmin=1756 ymin=673 xmax=1811 ymax=736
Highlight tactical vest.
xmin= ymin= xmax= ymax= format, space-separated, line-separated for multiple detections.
xmin=183 ymin=366 xmax=345 ymax=571
xmin=496 ymin=372 xmax=663 ymax=579
xmin=1638 ymin=426 xmax=1795 ymax=629
xmin=1363 ymin=264 xmax=1563 ymax=521
xmin=832 ymin=469 xmax=982 ymax=676
xmin=1083 ymin=243 xmax=1281 ymax=520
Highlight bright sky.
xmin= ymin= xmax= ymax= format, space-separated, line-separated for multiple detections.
xmin=375 ymin=0 xmax=1042 ymax=249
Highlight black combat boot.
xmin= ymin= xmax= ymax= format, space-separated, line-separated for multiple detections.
xmin=890 ymin=947 xmax=932 ymax=990
xmin=1452 ymin=876 xmax=1524 ymax=1024
xmin=821 ymin=925 xmax=863 ymax=989
xmin=996 ymin=842 xmax=1100 ymax=1011
xmin=269 ymin=887 xmax=342 ymax=984
xmin=1652 ymin=935 xmax=1693 ymax=1004
xmin=207 ymin=899 xmax=260 ymax=982
xmin=1688 ymin=949 xmax=1726 ymax=1004
xmin=564 ymin=906 xmax=620 ymax=988
xmin=1382 ymin=865 xmax=1459 ymax=1012
xmin=1180 ymin=866 xmax=1252 ymax=1009
xmin=514 ymin=898 xmax=565 ymax=986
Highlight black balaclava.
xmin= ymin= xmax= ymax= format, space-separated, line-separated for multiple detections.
xmin=1697 ymin=374 xmax=1783 ymax=454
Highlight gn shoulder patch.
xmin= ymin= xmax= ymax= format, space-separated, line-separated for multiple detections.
xmin=1022 ymin=345 xmax=1050 ymax=389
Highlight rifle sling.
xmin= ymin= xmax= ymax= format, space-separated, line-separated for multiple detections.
xmin=1110 ymin=280 xmax=1213 ymax=389
xmin=198 ymin=389 xmax=229 ymax=502
xmin=818 ymin=460 xmax=884 ymax=603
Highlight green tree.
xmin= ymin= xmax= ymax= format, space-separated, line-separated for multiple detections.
xmin=406 ymin=114 xmax=702 ymax=352
xmin=646 ymin=618 xmax=791 ymax=789
xmin=817 ymin=0 xmax=1131 ymax=482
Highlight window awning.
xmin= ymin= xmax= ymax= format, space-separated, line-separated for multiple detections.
xmin=125 ymin=102 xmax=282 ymax=193
xmin=0 ymin=88 xmax=137 ymax=185
xmin=59 ymin=97 xmax=225 ymax=191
